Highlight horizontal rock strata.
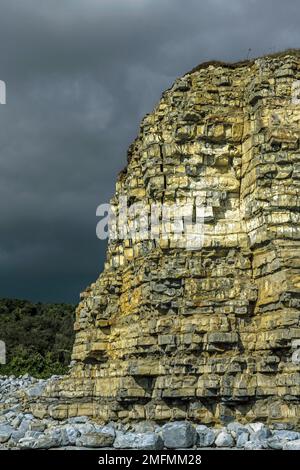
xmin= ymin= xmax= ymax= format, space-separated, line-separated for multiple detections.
xmin=1 ymin=376 xmax=300 ymax=450
xmin=31 ymin=51 xmax=300 ymax=425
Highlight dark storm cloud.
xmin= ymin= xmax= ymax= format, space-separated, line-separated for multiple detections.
xmin=0 ymin=0 xmax=299 ymax=302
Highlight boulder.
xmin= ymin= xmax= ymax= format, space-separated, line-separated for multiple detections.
xmin=33 ymin=435 xmax=59 ymax=449
xmin=215 ymin=431 xmax=234 ymax=448
xmin=227 ymin=421 xmax=248 ymax=438
xmin=64 ymin=425 xmax=80 ymax=445
xmin=236 ymin=432 xmax=249 ymax=448
xmin=18 ymin=434 xmax=58 ymax=449
xmin=272 ymin=430 xmax=300 ymax=441
xmin=283 ymin=439 xmax=300 ymax=450
xmin=26 ymin=382 xmax=46 ymax=398
xmin=252 ymin=428 xmax=271 ymax=442
xmin=266 ymin=437 xmax=283 ymax=450
xmin=162 ymin=421 xmax=197 ymax=448
xmin=195 ymin=425 xmax=215 ymax=447
xmin=0 ymin=425 xmax=13 ymax=443
xmin=114 ymin=432 xmax=163 ymax=450
xmin=244 ymin=441 xmax=264 ymax=450
xmin=45 ymin=427 xmax=70 ymax=447
xmin=76 ymin=431 xmax=114 ymax=448
xmin=246 ymin=422 xmax=265 ymax=434
xmin=17 ymin=437 xmax=36 ymax=449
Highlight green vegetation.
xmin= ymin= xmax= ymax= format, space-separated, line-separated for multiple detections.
xmin=0 ymin=298 xmax=75 ymax=378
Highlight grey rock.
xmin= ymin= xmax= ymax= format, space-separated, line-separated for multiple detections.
xmin=246 ymin=436 xmax=270 ymax=449
xmin=236 ymin=432 xmax=249 ymax=448
xmin=244 ymin=441 xmax=264 ymax=450
xmin=25 ymin=383 xmax=46 ymax=398
xmin=95 ymin=424 xmax=116 ymax=437
xmin=94 ymin=424 xmax=115 ymax=436
xmin=74 ymin=423 xmax=95 ymax=435
xmin=246 ymin=422 xmax=271 ymax=442
xmin=133 ymin=421 xmax=158 ymax=433
xmin=283 ymin=439 xmax=300 ymax=450
xmin=162 ymin=421 xmax=197 ymax=448
xmin=34 ymin=435 xmax=59 ymax=449
xmin=106 ymin=421 xmax=117 ymax=429
xmin=272 ymin=430 xmax=300 ymax=441
xmin=195 ymin=425 xmax=215 ymax=447
xmin=4 ymin=412 xmax=16 ymax=421
xmin=114 ymin=432 xmax=163 ymax=450
xmin=46 ymin=427 xmax=70 ymax=447
xmin=215 ymin=431 xmax=234 ymax=448
xmin=7 ymin=431 xmax=21 ymax=443
xmin=76 ymin=431 xmax=115 ymax=448
xmin=267 ymin=437 xmax=283 ymax=450
xmin=11 ymin=419 xmax=32 ymax=442
xmin=251 ymin=428 xmax=271 ymax=442
xmin=0 ymin=425 xmax=13 ymax=443
xmin=24 ymin=431 xmax=43 ymax=439
xmin=64 ymin=425 xmax=80 ymax=445
xmin=18 ymin=435 xmax=58 ymax=450
xmin=227 ymin=421 xmax=248 ymax=437
xmin=17 ymin=437 xmax=36 ymax=449
xmin=19 ymin=418 xmax=32 ymax=432
xmin=246 ymin=422 xmax=266 ymax=434
xmin=272 ymin=423 xmax=294 ymax=431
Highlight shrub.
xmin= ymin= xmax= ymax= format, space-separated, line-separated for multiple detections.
xmin=0 ymin=298 xmax=75 ymax=378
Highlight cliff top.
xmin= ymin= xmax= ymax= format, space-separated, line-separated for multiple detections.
xmin=186 ymin=48 xmax=300 ymax=75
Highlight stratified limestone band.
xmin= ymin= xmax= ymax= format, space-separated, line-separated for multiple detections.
xmin=32 ymin=50 xmax=300 ymax=426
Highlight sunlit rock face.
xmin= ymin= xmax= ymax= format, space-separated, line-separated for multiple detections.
xmin=34 ymin=51 xmax=300 ymax=426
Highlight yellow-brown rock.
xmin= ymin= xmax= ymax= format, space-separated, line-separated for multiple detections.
xmin=33 ymin=50 xmax=300 ymax=426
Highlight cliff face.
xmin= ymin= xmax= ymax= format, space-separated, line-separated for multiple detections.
xmin=36 ymin=51 xmax=300 ymax=425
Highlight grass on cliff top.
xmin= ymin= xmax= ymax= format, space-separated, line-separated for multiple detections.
xmin=186 ymin=48 xmax=300 ymax=75
xmin=0 ymin=298 xmax=75 ymax=378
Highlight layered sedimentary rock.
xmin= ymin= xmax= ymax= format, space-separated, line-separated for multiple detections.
xmin=34 ymin=51 xmax=300 ymax=425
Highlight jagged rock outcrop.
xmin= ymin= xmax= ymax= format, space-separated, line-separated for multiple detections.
xmin=32 ymin=50 xmax=300 ymax=426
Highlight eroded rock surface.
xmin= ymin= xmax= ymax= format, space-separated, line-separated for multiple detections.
xmin=13 ymin=51 xmax=300 ymax=425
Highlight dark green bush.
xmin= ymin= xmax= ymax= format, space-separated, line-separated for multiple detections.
xmin=0 ymin=299 xmax=75 ymax=378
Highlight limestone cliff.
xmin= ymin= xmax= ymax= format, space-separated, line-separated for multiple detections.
xmin=33 ymin=50 xmax=300 ymax=426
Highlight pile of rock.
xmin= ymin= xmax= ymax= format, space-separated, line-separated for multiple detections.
xmin=0 ymin=374 xmax=48 ymax=413
xmin=0 ymin=374 xmax=47 ymax=398
xmin=1 ymin=412 xmax=300 ymax=450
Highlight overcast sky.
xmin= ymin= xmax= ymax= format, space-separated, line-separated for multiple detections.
xmin=0 ymin=0 xmax=299 ymax=304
